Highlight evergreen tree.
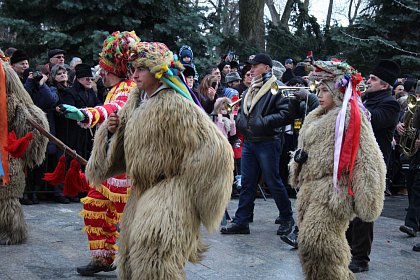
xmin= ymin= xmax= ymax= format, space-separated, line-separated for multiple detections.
xmin=0 ymin=0 xmax=209 ymax=66
xmin=331 ymin=0 xmax=420 ymax=76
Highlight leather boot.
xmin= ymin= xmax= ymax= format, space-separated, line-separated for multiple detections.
xmin=76 ymin=258 xmax=115 ymax=276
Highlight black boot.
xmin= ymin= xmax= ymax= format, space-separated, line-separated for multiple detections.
xmin=19 ymin=194 xmax=33 ymax=205
xmin=277 ymin=219 xmax=294 ymax=235
xmin=280 ymin=227 xmax=299 ymax=249
xmin=349 ymin=260 xmax=369 ymax=273
xmin=220 ymin=222 xmax=250 ymax=234
xmin=76 ymin=259 xmax=116 ymax=276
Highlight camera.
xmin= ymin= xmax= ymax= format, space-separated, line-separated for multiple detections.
xmin=32 ymin=71 xmax=43 ymax=82
xmin=211 ymin=81 xmax=218 ymax=89
xmin=294 ymin=148 xmax=308 ymax=164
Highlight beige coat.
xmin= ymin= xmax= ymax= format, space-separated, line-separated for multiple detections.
xmin=86 ymin=87 xmax=234 ymax=279
xmin=289 ymin=105 xmax=386 ymax=280
xmin=0 ymin=62 xmax=49 ymax=245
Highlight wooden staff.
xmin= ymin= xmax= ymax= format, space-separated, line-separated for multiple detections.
xmin=27 ymin=117 xmax=88 ymax=166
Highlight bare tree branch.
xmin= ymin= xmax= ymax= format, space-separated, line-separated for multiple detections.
xmin=265 ymin=0 xmax=280 ymax=26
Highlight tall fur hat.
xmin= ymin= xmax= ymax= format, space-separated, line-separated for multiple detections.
xmin=10 ymin=49 xmax=28 ymax=65
xmin=371 ymin=59 xmax=400 ymax=86
xmin=75 ymin=63 xmax=93 ymax=79
xmin=99 ymin=31 xmax=140 ymax=78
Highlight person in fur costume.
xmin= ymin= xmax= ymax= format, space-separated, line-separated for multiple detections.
xmin=0 ymin=60 xmax=49 ymax=245
xmin=288 ymin=60 xmax=386 ymax=280
xmin=84 ymin=41 xmax=233 ymax=280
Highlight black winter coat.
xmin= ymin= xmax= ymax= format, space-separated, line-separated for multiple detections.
xmin=363 ymin=89 xmax=400 ymax=166
xmin=58 ymin=82 xmax=101 ymax=160
xmin=236 ymin=84 xmax=300 ymax=142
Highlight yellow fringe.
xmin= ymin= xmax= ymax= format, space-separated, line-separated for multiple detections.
xmin=88 ymin=240 xmax=119 ymax=251
xmin=79 ymin=210 xmax=118 ymax=225
xmin=82 ymin=225 xmax=120 ymax=238
xmin=80 ymin=196 xmax=113 ymax=208
xmin=89 ymin=239 xmax=106 ymax=250
xmin=107 ymin=244 xmax=118 ymax=251
xmin=95 ymin=184 xmax=130 ymax=203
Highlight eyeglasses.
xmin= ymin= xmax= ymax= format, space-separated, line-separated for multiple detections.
xmin=53 ymin=55 xmax=65 ymax=59
xmin=81 ymin=77 xmax=94 ymax=82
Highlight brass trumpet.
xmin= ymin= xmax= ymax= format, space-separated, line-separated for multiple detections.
xmin=224 ymin=98 xmax=242 ymax=114
xmin=270 ymin=81 xmax=316 ymax=97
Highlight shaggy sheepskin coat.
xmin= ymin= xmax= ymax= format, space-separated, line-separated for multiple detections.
xmin=289 ymin=105 xmax=386 ymax=280
xmin=86 ymin=86 xmax=234 ymax=280
xmin=0 ymin=62 xmax=49 ymax=245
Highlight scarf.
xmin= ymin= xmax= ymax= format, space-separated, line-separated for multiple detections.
xmin=0 ymin=62 xmax=9 ymax=185
xmin=243 ymin=74 xmax=277 ymax=116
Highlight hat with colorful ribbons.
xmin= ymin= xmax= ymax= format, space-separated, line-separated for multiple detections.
xmin=309 ymin=59 xmax=369 ymax=196
xmin=99 ymin=31 xmax=140 ymax=78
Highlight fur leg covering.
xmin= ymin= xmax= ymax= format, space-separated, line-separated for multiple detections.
xmin=0 ymin=198 xmax=27 ymax=245
xmin=298 ymin=202 xmax=355 ymax=280
xmin=117 ymin=182 xmax=204 ymax=280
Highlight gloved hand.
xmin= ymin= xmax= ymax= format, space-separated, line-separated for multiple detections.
xmin=293 ymin=88 xmax=310 ymax=100
xmin=62 ymin=104 xmax=85 ymax=121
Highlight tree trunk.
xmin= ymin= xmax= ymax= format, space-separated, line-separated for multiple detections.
xmin=239 ymin=0 xmax=265 ymax=50
xmin=325 ymin=0 xmax=334 ymax=31
xmin=265 ymin=0 xmax=280 ymax=26
xmin=280 ymin=0 xmax=295 ymax=31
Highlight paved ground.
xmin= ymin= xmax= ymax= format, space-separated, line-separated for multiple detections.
xmin=0 ymin=196 xmax=419 ymax=280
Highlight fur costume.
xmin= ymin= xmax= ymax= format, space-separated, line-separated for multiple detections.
xmin=289 ymin=61 xmax=386 ymax=280
xmin=0 ymin=61 xmax=49 ymax=245
xmin=86 ymin=85 xmax=233 ymax=279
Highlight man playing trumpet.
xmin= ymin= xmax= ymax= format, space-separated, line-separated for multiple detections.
xmin=221 ymin=53 xmax=300 ymax=235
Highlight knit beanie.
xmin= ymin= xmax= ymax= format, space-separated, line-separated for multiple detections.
xmin=48 ymin=49 xmax=65 ymax=59
xmin=179 ymin=46 xmax=193 ymax=60
xmin=99 ymin=31 xmax=140 ymax=78
xmin=371 ymin=59 xmax=400 ymax=86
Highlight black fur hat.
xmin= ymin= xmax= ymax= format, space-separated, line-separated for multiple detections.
xmin=75 ymin=63 xmax=93 ymax=78
xmin=371 ymin=59 xmax=400 ymax=86
xmin=10 ymin=49 xmax=28 ymax=65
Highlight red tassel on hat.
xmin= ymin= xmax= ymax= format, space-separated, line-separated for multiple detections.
xmin=4 ymin=131 xmax=33 ymax=158
xmin=63 ymin=159 xmax=81 ymax=197
xmin=42 ymin=155 xmax=66 ymax=186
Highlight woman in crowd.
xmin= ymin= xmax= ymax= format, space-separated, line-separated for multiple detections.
xmin=198 ymin=74 xmax=219 ymax=114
